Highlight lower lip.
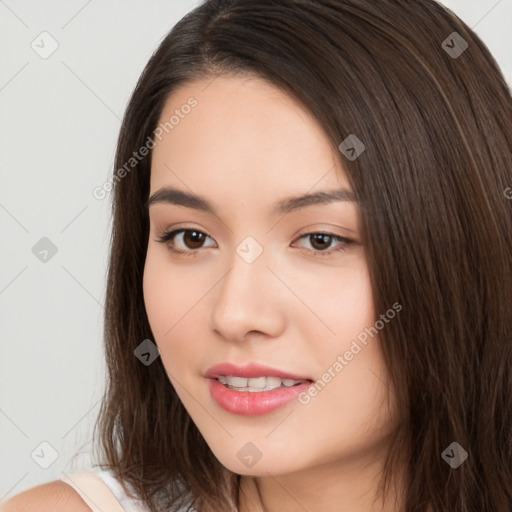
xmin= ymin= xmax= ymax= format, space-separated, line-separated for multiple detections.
xmin=207 ymin=378 xmax=313 ymax=416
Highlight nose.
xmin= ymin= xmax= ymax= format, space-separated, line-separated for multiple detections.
xmin=209 ymin=245 xmax=286 ymax=343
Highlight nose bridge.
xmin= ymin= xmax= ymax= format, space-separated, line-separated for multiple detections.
xmin=209 ymin=236 xmax=283 ymax=339
xmin=217 ymin=238 xmax=268 ymax=310
xmin=223 ymin=234 xmax=268 ymax=295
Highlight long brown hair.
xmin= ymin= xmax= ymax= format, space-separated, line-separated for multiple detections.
xmin=90 ymin=1 xmax=512 ymax=510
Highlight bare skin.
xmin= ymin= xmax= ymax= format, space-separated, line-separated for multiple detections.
xmin=0 ymin=481 xmax=92 ymax=511
xmin=143 ymin=73 xmax=403 ymax=512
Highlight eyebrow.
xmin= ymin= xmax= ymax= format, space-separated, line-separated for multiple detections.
xmin=144 ymin=186 xmax=356 ymax=215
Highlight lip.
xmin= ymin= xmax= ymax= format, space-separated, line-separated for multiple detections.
xmin=207 ymin=378 xmax=314 ymax=416
xmin=205 ymin=362 xmax=313 ymax=381
xmin=205 ymin=362 xmax=314 ymax=416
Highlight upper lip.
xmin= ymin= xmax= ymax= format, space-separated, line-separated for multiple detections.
xmin=205 ymin=362 xmax=313 ymax=381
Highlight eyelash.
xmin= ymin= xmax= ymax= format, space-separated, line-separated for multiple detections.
xmin=154 ymin=229 xmax=354 ymax=258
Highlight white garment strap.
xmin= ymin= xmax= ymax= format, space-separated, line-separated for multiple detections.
xmin=59 ymin=472 xmax=125 ymax=512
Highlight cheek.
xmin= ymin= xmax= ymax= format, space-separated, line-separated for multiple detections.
xmin=142 ymin=253 xmax=190 ymax=385
xmin=329 ymin=266 xmax=382 ymax=381
xmin=296 ymin=258 xmax=375 ymax=339
xmin=142 ymin=248 xmax=208 ymax=364
xmin=143 ymin=251 xmax=166 ymax=338
xmin=343 ymin=272 xmax=375 ymax=336
xmin=142 ymin=248 xmax=186 ymax=341
xmin=142 ymin=246 xmax=197 ymax=340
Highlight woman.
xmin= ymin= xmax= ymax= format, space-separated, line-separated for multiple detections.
xmin=3 ymin=0 xmax=511 ymax=511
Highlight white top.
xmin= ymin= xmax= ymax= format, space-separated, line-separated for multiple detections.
xmin=75 ymin=470 xmax=263 ymax=512
xmin=60 ymin=469 xmax=207 ymax=511
xmin=59 ymin=469 xmax=153 ymax=511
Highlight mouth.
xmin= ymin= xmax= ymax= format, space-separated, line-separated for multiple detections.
xmin=214 ymin=375 xmax=313 ymax=393
xmin=205 ymin=362 xmax=315 ymax=393
xmin=206 ymin=374 xmax=315 ymax=416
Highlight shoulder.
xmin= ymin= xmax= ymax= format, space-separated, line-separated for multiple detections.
xmin=0 ymin=480 xmax=92 ymax=512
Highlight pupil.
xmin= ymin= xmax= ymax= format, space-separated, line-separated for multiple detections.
xmin=311 ymin=234 xmax=330 ymax=250
xmin=185 ymin=231 xmax=204 ymax=249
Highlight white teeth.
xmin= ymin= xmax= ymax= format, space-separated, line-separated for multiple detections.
xmin=259 ymin=376 xmax=281 ymax=388
xmin=217 ymin=375 xmax=305 ymax=392
xmin=247 ymin=376 xmax=269 ymax=389
xmin=230 ymin=376 xmax=249 ymax=388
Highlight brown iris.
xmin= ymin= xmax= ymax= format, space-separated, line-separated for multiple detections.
xmin=183 ymin=230 xmax=206 ymax=249
xmin=308 ymin=233 xmax=332 ymax=251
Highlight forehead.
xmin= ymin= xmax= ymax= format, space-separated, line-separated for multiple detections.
xmin=150 ymin=74 xmax=351 ymax=198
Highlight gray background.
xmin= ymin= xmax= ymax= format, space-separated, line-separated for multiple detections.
xmin=1 ymin=0 xmax=511 ymax=499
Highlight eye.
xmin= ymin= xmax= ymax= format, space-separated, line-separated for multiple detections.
xmin=292 ymin=232 xmax=354 ymax=257
xmin=155 ymin=228 xmax=215 ymax=257
xmin=155 ymin=229 xmax=354 ymax=258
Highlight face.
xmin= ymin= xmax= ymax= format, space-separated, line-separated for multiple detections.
xmin=143 ymin=74 xmax=398 ymax=479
